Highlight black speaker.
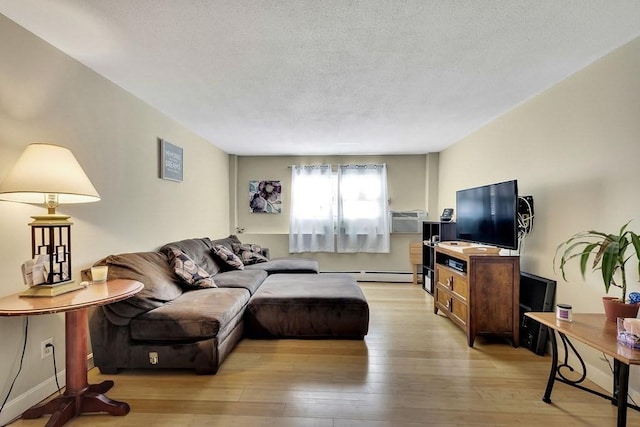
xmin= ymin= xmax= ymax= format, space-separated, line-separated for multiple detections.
xmin=519 ymin=272 xmax=556 ymax=355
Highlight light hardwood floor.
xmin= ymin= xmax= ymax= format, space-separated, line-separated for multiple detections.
xmin=9 ymin=283 xmax=639 ymax=426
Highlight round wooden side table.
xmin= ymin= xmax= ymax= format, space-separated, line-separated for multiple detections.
xmin=0 ymin=279 xmax=143 ymax=427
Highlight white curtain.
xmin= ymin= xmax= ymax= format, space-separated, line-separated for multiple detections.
xmin=337 ymin=164 xmax=390 ymax=253
xmin=288 ymin=165 xmax=335 ymax=253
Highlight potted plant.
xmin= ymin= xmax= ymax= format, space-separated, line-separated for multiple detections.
xmin=554 ymin=221 xmax=640 ymax=322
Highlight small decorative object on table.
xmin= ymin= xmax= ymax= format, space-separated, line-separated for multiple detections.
xmin=556 ymin=303 xmax=572 ymax=322
xmin=617 ymin=317 xmax=640 ymax=349
xmin=91 ymin=265 xmax=109 ymax=283
xmin=629 ymin=292 xmax=640 ymax=305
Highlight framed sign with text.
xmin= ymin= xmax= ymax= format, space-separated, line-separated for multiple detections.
xmin=159 ymin=139 xmax=183 ymax=182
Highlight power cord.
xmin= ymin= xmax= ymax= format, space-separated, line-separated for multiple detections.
xmin=516 ymin=195 xmax=534 ymax=254
xmin=47 ymin=343 xmax=62 ymax=396
xmin=0 ymin=317 xmax=29 ymax=413
xmin=517 ymin=196 xmax=534 ymax=236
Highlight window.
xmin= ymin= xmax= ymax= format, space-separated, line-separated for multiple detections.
xmin=288 ymin=165 xmax=335 ymax=253
xmin=337 ymin=164 xmax=390 ymax=253
xmin=289 ymin=164 xmax=390 ymax=253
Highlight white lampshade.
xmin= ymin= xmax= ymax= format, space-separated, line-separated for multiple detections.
xmin=0 ymin=143 xmax=100 ymax=208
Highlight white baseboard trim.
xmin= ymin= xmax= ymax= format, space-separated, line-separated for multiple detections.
xmin=0 ymin=353 xmax=94 ymax=425
xmin=0 ymin=371 xmax=65 ymax=427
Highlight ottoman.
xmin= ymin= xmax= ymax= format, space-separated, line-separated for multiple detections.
xmin=245 ymin=273 xmax=369 ymax=339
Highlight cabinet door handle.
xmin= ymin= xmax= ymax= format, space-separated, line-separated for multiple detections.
xmin=445 ymin=298 xmax=452 ymax=311
xmin=446 ymin=276 xmax=453 ymax=289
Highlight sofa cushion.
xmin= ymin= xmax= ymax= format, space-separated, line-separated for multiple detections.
xmin=233 ymin=243 xmax=269 ymax=265
xmin=212 ymin=245 xmax=244 ymax=271
xmin=213 ymin=269 xmax=268 ymax=295
xmin=167 ymin=248 xmax=217 ymax=289
xmin=244 ymin=258 xmax=319 ymax=274
xmin=130 ymin=287 xmax=250 ymax=341
xmin=96 ymin=252 xmax=184 ymax=325
xmin=210 ymin=234 xmax=243 ymax=252
xmin=160 ymin=238 xmax=222 ymax=276
xmin=211 ymin=235 xmax=271 ymax=259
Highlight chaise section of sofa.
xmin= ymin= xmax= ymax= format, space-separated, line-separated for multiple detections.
xmin=245 ymin=273 xmax=369 ymax=339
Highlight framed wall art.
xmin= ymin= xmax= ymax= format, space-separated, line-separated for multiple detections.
xmin=159 ymin=138 xmax=183 ymax=182
xmin=249 ymin=180 xmax=282 ymax=213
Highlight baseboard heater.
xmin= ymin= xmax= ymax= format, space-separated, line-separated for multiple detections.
xmin=324 ymin=271 xmax=413 ymax=283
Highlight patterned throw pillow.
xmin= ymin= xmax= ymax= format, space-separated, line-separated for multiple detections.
xmin=233 ymin=243 xmax=269 ymax=265
xmin=212 ymin=245 xmax=244 ymax=270
xmin=167 ymin=248 xmax=216 ymax=289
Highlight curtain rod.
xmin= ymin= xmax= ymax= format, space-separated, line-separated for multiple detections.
xmin=287 ymin=164 xmax=386 ymax=169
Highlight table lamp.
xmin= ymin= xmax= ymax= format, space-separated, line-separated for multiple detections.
xmin=0 ymin=143 xmax=100 ymax=285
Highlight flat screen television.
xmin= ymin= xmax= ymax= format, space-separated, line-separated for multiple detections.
xmin=455 ymin=179 xmax=518 ymax=250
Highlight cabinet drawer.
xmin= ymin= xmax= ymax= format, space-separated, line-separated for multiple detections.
xmin=450 ymin=298 xmax=468 ymax=327
xmin=435 ymin=285 xmax=453 ymax=312
xmin=436 ymin=266 xmax=468 ymax=299
xmin=435 ymin=285 xmax=468 ymax=327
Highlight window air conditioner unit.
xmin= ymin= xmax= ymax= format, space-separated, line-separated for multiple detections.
xmin=390 ymin=210 xmax=427 ymax=233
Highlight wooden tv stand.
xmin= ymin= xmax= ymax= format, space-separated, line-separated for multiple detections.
xmin=433 ymin=244 xmax=520 ymax=347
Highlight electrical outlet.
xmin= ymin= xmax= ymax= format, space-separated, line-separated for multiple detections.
xmin=41 ymin=337 xmax=53 ymax=359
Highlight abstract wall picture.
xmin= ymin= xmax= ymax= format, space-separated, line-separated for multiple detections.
xmin=249 ymin=180 xmax=282 ymax=213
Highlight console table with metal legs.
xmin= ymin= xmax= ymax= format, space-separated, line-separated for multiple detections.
xmin=0 ymin=279 xmax=143 ymax=427
xmin=526 ymin=312 xmax=640 ymax=427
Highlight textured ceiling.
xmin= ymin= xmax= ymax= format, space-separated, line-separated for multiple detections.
xmin=2 ymin=1 xmax=640 ymax=155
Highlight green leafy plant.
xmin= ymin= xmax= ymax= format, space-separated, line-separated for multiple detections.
xmin=554 ymin=221 xmax=640 ymax=303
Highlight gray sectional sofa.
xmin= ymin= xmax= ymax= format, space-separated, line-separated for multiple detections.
xmin=87 ymin=235 xmax=369 ymax=374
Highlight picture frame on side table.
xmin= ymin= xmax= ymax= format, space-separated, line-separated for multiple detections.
xmin=159 ymin=138 xmax=183 ymax=182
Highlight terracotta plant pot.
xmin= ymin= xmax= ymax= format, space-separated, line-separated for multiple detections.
xmin=602 ymin=296 xmax=640 ymax=322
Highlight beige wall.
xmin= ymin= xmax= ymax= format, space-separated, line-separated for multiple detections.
xmin=0 ymin=16 xmax=229 ymax=423
xmin=438 ymin=36 xmax=640 ymax=396
xmin=234 ymin=155 xmax=429 ymax=273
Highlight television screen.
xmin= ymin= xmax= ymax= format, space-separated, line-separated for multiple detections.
xmin=455 ymin=180 xmax=518 ymax=250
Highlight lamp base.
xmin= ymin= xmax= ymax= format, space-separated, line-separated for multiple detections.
xmin=29 ymin=215 xmax=73 ymax=284
xmin=29 ymin=214 xmax=73 ymax=226
xmin=20 ymin=281 xmax=84 ymax=298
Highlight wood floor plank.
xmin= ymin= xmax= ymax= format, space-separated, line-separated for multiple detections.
xmin=7 ymin=282 xmax=639 ymax=426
